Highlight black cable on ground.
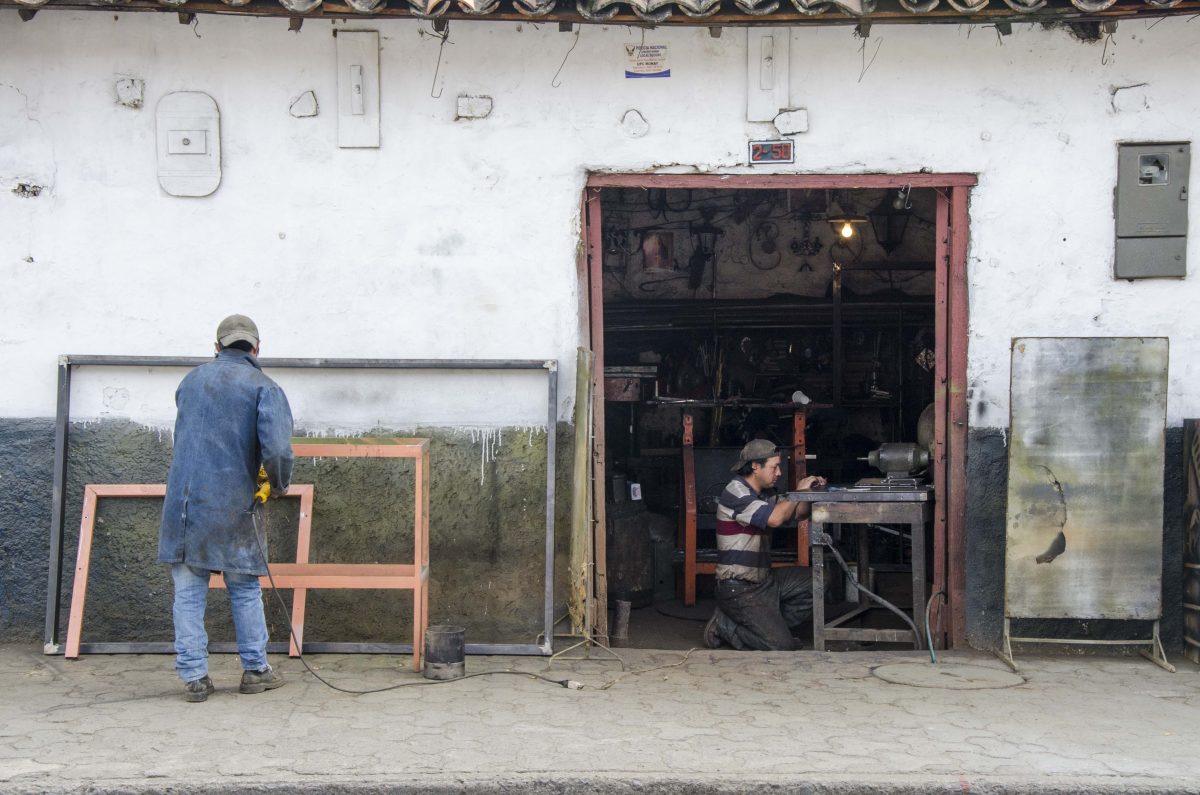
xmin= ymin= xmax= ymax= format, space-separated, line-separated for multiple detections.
xmin=250 ymin=507 xmax=573 ymax=695
xmin=821 ymin=541 xmax=923 ymax=651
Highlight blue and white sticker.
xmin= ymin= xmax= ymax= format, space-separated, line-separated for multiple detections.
xmin=625 ymin=44 xmax=670 ymax=79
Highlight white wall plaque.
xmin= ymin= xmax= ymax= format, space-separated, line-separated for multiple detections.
xmin=337 ymin=31 xmax=380 ymax=148
xmin=155 ymin=91 xmax=221 ymax=197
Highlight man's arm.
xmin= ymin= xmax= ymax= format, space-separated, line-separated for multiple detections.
xmin=765 ymin=499 xmax=802 ymax=528
xmin=777 ymin=476 xmax=828 ymax=523
xmin=257 ymin=385 xmax=295 ymax=493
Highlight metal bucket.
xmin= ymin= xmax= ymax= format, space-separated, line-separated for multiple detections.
xmin=423 ymin=625 xmax=466 ymax=681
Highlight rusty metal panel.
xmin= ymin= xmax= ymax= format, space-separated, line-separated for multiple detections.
xmin=1006 ymin=337 xmax=1167 ymax=620
xmin=604 ymin=376 xmax=642 ymax=402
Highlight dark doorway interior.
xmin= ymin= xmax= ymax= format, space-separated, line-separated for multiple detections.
xmin=596 ymin=186 xmax=940 ymax=649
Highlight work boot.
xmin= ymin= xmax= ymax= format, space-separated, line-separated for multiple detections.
xmin=703 ymin=610 xmax=726 ymax=649
xmin=184 ymin=675 xmax=215 ymax=703
xmin=239 ymin=665 xmax=285 ymax=694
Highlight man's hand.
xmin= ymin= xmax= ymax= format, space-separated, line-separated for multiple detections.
xmin=253 ymin=466 xmax=271 ymax=504
xmin=796 ymin=475 xmax=827 ymax=491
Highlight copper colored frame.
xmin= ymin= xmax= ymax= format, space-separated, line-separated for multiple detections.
xmin=64 ymin=483 xmax=315 ymax=659
xmin=289 ymin=437 xmax=430 ymax=671
xmin=583 ymin=172 xmax=974 ymax=648
xmin=64 ymin=438 xmax=431 ymax=672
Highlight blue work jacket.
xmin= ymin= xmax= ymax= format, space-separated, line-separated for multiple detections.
xmin=157 ymin=349 xmax=294 ymax=575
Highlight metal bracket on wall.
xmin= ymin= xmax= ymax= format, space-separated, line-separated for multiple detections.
xmin=43 ymin=356 xmax=558 ymax=658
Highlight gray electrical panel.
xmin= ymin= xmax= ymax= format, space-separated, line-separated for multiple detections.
xmin=1115 ymin=142 xmax=1190 ymax=279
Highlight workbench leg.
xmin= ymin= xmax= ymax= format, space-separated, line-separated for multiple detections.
xmin=811 ymin=527 xmax=825 ymax=652
xmin=911 ymin=520 xmax=927 ymax=650
xmin=857 ymin=525 xmax=870 ymax=612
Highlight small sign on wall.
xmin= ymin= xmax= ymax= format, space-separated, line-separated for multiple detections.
xmin=748 ymin=139 xmax=794 ymax=165
xmin=625 ymin=45 xmax=670 ymax=79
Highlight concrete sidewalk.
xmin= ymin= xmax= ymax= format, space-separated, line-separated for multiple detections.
xmin=1 ymin=643 xmax=1198 ymax=794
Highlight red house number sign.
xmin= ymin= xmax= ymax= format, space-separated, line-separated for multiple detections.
xmin=748 ymin=140 xmax=794 ymax=165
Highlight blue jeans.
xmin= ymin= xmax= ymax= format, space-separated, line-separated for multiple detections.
xmin=171 ymin=564 xmax=269 ymax=683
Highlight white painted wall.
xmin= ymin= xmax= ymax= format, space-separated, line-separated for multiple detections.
xmin=1 ymin=12 xmax=1197 ymax=428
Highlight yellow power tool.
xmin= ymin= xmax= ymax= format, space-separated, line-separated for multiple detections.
xmin=253 ymin=465 xmax=271 ymax=505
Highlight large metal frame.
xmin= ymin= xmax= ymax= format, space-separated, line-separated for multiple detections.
xmin=44 ymin=356 xmax=558 ymax=657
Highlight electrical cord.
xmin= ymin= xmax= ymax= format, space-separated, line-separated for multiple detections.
xmin=248 ymin=505 xmax=576 ymax=694
xmin=925 ymin=590 xmax=947 ymax=665
xmin=595 ymin=648 xmax=697 ymax=690
xmin=817 ymin=536 xmax=923 ymax=651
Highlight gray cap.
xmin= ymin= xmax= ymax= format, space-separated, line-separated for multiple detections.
xmin=731 ymin=439 xmax=780 ymax=472
xmin=216 ymin=314 xmax=260 ymax=348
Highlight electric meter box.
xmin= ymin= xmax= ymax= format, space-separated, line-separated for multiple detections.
xmin=1115 ymin=142 xmax=1189 ymax=279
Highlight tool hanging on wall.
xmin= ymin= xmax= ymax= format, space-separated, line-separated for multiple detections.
xmin=749 ymin=221 xmax=782 ymax=270
xmin=603 ymin=224 xmax=632 ymax=273
xmin=688 ymin=221 xmax=723 ymax=289
xmin=709 ymin=347 xmax=726 ymax=446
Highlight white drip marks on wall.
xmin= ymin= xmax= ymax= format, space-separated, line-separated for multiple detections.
xmin=470 ymin=428 xmax=505 ymax=485
xmin=467 ymin=426 xmax=548 ymax=486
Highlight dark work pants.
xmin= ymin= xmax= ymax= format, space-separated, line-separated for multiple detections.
xmin=713 ymin=567 xmax=813 ymax=651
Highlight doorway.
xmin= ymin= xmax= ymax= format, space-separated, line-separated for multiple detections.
xmin=583 ymin=173 xmax=972 ymax=651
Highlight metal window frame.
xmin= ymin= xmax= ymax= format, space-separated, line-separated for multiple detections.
xmin=43 ymin=355 xmax=558 ymax=658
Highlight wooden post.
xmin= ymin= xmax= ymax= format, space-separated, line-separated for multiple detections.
xmin=931 ymin=190 xmax=950 ymax=651
xmin=586 ymin=186 xmax=610 ymax=643
xmin=792 ymin=407 xmax=810 ymax=568
xmin=682 ymin=413 xmax=698 ymax=606
xmin=947 ymin=186 xmax=971 ymax=648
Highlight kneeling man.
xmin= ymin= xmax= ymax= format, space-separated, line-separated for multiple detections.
xmin=704 ymin=439 xmax=826 ymax=651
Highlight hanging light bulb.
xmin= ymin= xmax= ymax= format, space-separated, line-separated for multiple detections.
xmin=826 ymin=195 xmax=867 ymax=240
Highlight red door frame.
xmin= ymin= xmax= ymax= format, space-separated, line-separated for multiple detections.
xmin=583 ymin=172 xmax=975 ymax=648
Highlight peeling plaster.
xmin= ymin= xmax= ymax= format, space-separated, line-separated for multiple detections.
xmin=114 ymin=77 xmax=144 ymax=109
xmin=289 ymin=90 xmax=318 ymax=118
xmin=0 ymin=83 xmax=56 ymax=197
xmin=620 ymin=109 xmax=649 ymax=138
xmin=1109 ymin=81 xmax=1150 ymax=113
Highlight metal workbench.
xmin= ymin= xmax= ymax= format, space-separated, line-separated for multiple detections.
xmin=787 ymin=486 xmax=932 ymax=651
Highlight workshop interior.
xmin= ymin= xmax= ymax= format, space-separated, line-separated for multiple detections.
xmin=597 ymin=185 xmax=940 ymax=649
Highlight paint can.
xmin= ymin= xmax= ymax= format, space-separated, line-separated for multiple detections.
xmin=611 ymin=599 xmax=632 ymax=647
xmin=423 ymin=625 xmax=466 ymax=681
xmin=605 ymin=501 xmax=655 ymax=608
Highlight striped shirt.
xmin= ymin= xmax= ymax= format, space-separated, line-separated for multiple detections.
xmin=715 ymin=476 xmax=776 ymax=583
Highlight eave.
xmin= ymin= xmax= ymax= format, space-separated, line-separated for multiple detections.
xmin=3 ymin=0 xmax=1198 ymax=28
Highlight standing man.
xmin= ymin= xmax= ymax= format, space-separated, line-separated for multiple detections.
xmin=158 ymin=314 xmax=294 ymax=702
xmin=703 ymin=439 xmax=826 ymax=651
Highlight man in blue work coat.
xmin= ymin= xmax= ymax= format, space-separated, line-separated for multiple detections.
xmin=158 ymin=314 xmax=294 ymax=702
